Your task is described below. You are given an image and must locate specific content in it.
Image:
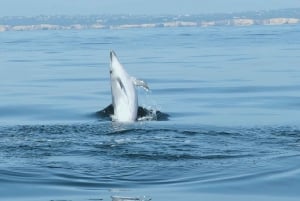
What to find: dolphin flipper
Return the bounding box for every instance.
[96,104,169,121]
[132,77,149,91]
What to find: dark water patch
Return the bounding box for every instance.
[4,39,32,44]
[282,47,300,51]
[46,62,101,68]
[123,60,196,65]
[178,33,193,36]
[121,152,254,161]
[245,33,279,36]
[228,56,257,61]
[7,59,36,63]
[260,69,300,73]
[32,77,105,83]
[44,51,61,54]
[138,56,163,60]
[189,53,234,58]
[182,95,300,110]
[147,78,207,84]
[271,128,300,138]
[0,169,42,182]
[170,111,212,119]
[0,105,84,121]
[0,105,59,117]
[80,42,113,45]
[221,36,244,40]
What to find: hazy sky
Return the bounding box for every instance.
[1,0,300,16]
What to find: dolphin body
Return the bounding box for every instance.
[96,51,169,122]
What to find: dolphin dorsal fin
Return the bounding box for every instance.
[132,77,149,91]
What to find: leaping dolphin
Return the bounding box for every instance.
[96,51,169,122]
[109,50,149,122]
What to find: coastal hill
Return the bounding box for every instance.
[1,8,300,32]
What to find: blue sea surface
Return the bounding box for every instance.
[1,25,300,201]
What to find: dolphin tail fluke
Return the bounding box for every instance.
[132,77,149,91]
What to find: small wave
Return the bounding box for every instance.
[111,195,151,201]
[1,124,300,192]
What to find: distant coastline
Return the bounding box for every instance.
[1,8,300,32]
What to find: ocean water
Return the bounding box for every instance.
[1,25,300,201]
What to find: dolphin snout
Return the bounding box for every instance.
[110,50,116,61]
